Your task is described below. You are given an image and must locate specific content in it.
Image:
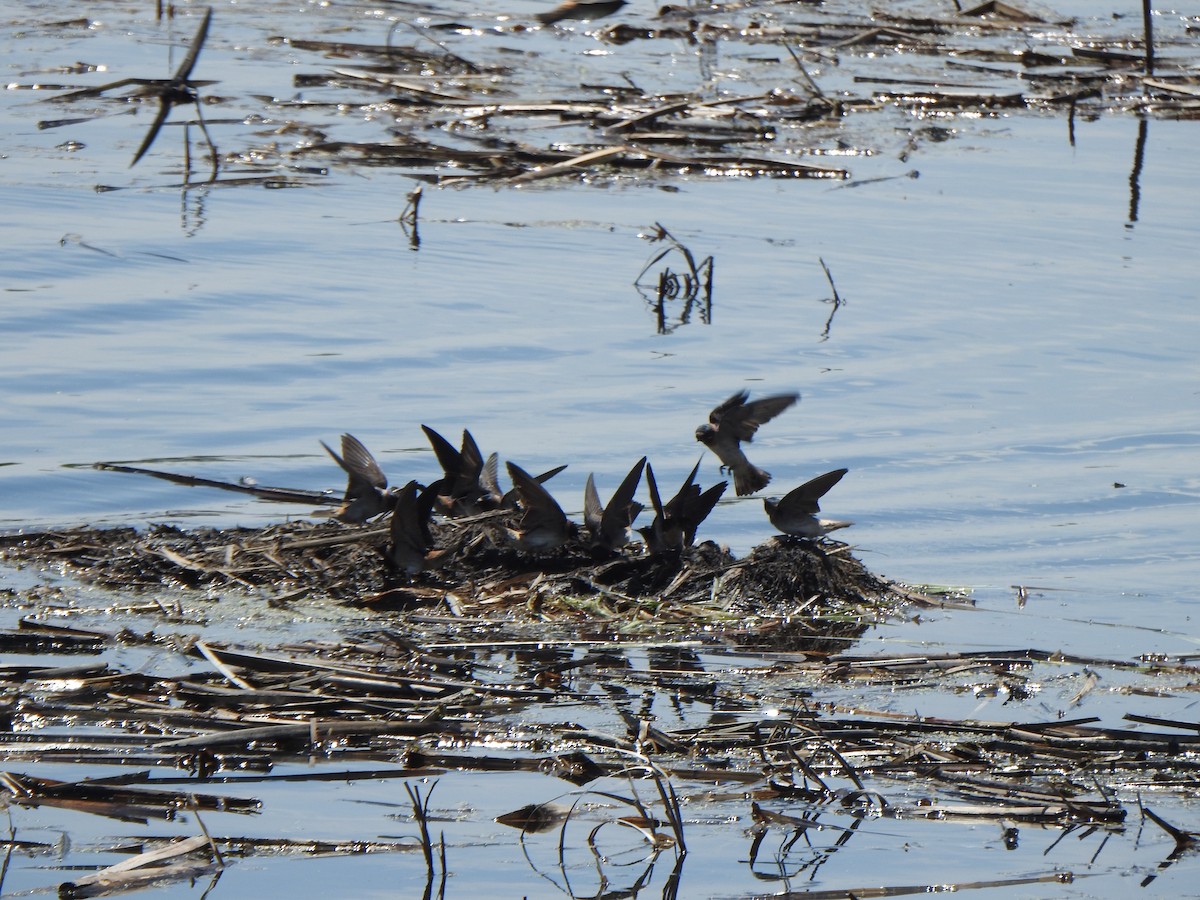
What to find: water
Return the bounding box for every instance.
[2,1,1200,896]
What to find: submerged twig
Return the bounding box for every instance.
[817,256,844,340]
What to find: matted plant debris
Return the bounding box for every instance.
[1,520,901,647]
[4,517,1200,893]
[21,1,1200,187]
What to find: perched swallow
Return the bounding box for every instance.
[389,479,446,575]
[421,425,490,514]
[505,461,574,552]
[695,390,800,496]
[321,433,393,523]
[482,452,569,511]
[537,0,627,25]
[584,457,646,553]
[764,468,852,538]
[638,459,726,554]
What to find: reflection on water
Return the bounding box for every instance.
[633,223,714,335]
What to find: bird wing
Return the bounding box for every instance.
[175,6,213,83]
[459,430,484,480]
[507,462,567,530]
[421,425,463,478]
[664,457,703,516]
[643,462,665,520]
[682,481,726,545]
[583,474,604,533]
[480,452,502,504]
[390,480,425,547]
[535,464,568,484]
[129,96,174,168]
[724,393,800,442]
[778,468,848,516]
[603,456,646,531]
[338,433,388,490]
[707,390,750,427]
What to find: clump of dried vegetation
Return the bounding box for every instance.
[0,518,900,647]
[28,0,1199,187]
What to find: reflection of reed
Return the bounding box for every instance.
[499,751,687,898]
[400,185,423,251]
[635,223,714,335]
[1128,116,1148,225]
[818,256,844,342]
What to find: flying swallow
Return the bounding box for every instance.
[584,457,646,553]
[321,433,393,523]
[536,0,627,25]
[505,461,575,552]
[421,425,490,514]
[389,479,446,575]
[130,6,217,171]
[764,468,852,538]
[695,390,800,496]
[638,459,726,554]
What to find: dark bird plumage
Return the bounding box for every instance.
[638,459,726,554]
[389,479,446,575]
[130,7,217,171]
[584,456,646,553]
[506,461,574,552]
[695,390,800,496]
[763,468,852,538]
[536,0,627,25]
[421,425,490,515]
[482,452,568,511]
[321,433,392,523]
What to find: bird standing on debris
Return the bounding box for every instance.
[638,459,726,554]
[421,425,491,515]
[506,462,575,552]
[321,433,393,523]
[584,457,646,553]
[764,468,852,538]
[695,390,800,496]
[389,479,445,574]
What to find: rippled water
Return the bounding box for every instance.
[2,1,1200,896]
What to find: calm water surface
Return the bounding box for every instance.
[2,1,1199,896]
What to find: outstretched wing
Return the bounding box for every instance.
[713,391,799,442]
[778,468,847,516]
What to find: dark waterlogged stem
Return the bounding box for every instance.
[1142,0,1155,76]
[1127,116,1148,225]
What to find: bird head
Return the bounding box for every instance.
[695,424,715,444]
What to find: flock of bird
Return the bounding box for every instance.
[322,390,851,574]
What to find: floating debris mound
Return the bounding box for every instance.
[0,519,902,645]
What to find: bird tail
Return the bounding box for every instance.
[820,519,854,534]
[734,465,771,497]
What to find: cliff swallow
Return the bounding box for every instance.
[505,461,575,552]
[584,456,646,553]
[638,459,726,554]
[389,479,446,575]
[695,390,800,496]
[421,425,490,514]
[482,452,568,510]
[764,468,852,538]
[536,0,627,25]
[321,433,393,523]
[130,6,214,169]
